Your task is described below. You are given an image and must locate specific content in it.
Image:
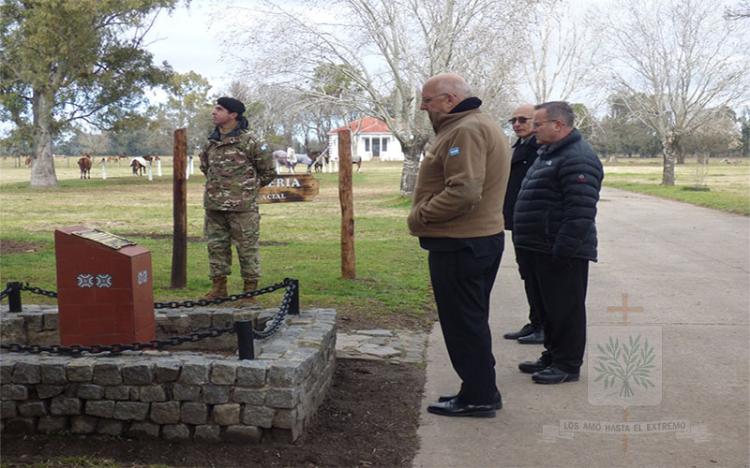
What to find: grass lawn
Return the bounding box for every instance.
[0,157,433,326]
[602,157,750,216]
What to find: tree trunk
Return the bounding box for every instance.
[399,143,423,197]
[29,91,58,188]
[661,133,677,186]
[675,145,686,165]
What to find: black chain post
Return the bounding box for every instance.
[234,320,255,360]
[7,282,23,312]
[289,278,299,315]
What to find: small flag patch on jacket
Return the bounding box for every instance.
[448,147,461,157]
[577,174,587,183]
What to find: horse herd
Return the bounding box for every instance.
[71,154,160,179]
[32,150,360,180]
[272,150,362,174]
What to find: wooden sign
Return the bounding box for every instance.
[258,174,320,204]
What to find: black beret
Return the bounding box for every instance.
[217,97,245,115]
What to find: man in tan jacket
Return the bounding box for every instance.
[408,73,510,418]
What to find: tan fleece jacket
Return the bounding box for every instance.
[407,108,510,238]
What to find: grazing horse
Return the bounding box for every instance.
[130,157,148,176]
[24,156,32,167]
[77,154,92,179]
[311,150,327,173]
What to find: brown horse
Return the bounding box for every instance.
[130,158,147,176]
[77,154,92,179]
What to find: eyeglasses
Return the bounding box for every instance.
[508,117,531,124]
[421,93,449,104]
[532,120,558,128]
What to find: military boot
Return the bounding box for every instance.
[203,276,228,300]
[241,279,259,305]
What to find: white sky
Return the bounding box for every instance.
[145,0,238,92]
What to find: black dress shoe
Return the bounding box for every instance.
[517,329,544,344]
[503,323,536,340]
[532,366,579,384]
[518,357,551,374]
[437,392,502,409]
[427,398,497,418]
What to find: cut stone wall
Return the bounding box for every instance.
[0,308,336,443]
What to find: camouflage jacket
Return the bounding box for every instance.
[199,127,275,211]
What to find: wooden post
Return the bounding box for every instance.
[338,129,356,279]
[171,128,188,288]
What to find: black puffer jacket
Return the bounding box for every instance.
[503,136,540,230]
[512,129,603,261]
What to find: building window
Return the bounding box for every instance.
[364,137,370,152]
[382,137,388,152]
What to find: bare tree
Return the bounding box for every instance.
[725,0,750,18]
[524,4,600,104]
[603,0,749,185]
[223,0,539,195]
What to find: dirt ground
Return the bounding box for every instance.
[0,240,45,255]
[0,359,425,467]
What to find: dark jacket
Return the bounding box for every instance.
[503,135,540,231]
[512,129,603,261]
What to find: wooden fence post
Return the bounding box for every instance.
[338,129,356,279]
[171,128,188,288]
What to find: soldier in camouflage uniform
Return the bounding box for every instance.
[199,97,276,301]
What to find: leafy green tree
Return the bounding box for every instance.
[0,0,177,187]
[680,106,741,158]
[739,108,750,157]
[157,71,214,152]
[591,93,662,158]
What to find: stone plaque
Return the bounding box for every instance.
[72,229,136,250]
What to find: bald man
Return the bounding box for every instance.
[408,73,511,418]
[502,104,544,344]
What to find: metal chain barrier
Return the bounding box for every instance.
[254,278,296,339]
[0,278,298,357]
[21,284,58,298]
[0,326,235,357]
[0,285,12,300]
[153,280,288,309]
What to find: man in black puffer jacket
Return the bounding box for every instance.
[513,101,603,385]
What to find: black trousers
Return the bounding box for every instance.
[515,249,589,373]
[515,246,542,329]
[427,236,503,405]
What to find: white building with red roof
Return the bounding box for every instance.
[328,117,404,161]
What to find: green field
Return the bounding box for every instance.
[2,155,746,323]
[0,157,433,326]
[603,157,750,215]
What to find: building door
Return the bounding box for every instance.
[372,138,381,157]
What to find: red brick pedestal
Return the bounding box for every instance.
[54,226,155,346]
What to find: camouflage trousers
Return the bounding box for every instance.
[204,209,260,280]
